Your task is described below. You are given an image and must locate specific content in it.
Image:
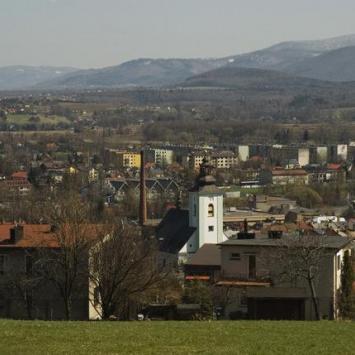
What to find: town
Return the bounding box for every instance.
[0,92,354,323]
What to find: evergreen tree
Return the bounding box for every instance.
[339,250,354,319]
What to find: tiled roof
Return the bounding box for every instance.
[0,223,101,248]
[11,171,28,180]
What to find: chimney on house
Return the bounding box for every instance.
[244,218,248,233]
[10,224,24,244]
[139,150,147,226]
[237,219,255,239]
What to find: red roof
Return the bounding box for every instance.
[0,223,101,249]
[0,224,58,248]
[272,169,307,177]
[327,163,342,171]
[250,155,264,161]
[11,171,28,180]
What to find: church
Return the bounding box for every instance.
[156,158,227,262]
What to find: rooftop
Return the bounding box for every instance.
[220,234,352,250]
[186,244,221,267]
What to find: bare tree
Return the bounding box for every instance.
[89,222,169,320]
[267,233,325,320]
[38,195,90,320]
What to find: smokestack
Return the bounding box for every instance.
[139,150,147,226]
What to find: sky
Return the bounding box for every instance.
[1,0,355,69]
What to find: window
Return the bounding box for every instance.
[0,255,6,275]
[230,253,241,261]
[208,204,214,217]
[337,255,341,271]
[208,226,214,232]
[248,255,256,279]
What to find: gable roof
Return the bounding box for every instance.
[109,179,128,191]
[186,244,221,266]
[156,208,195,254]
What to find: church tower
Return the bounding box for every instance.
[187,158,224,255]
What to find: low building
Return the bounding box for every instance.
[184,244,221,283]
[253,195,297,213]
[217,234,352,320]
[260,168,309,185]
[305,164,345,184]
[0,224,89,320]
[106,178,180,202]
[2,171,31,194]
[211,151,238,169]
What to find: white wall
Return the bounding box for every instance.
[238,146,249,162]
[187,191,224,255]
[298,148,310,167]
[316,147,328,163]
[337,145,348,161]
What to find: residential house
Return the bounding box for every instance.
[0,224,89,320]
[106,178,180,202]
[3,171,31,194]
[216,234,353,320]
[260,168,309,185]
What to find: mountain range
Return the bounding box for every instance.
[2,34,355,90]
[0,66,78,90]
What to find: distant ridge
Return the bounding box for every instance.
[34,58,230,89]
[285,46,355,82]
[0,66,78,90]
[1,33,355,90]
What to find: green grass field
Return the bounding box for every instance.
[6,114,70,126]
[0,320,354,354]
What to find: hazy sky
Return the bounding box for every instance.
[1,0,355,68]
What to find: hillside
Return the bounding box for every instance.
[36,58,230,89]
[285,46,355,82]
[0,66,78,90]
[225,34,355,71]
[182,66,336,94]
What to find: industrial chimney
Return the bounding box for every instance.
[139,150,147,226]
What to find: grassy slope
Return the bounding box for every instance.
[0,320,354,354]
